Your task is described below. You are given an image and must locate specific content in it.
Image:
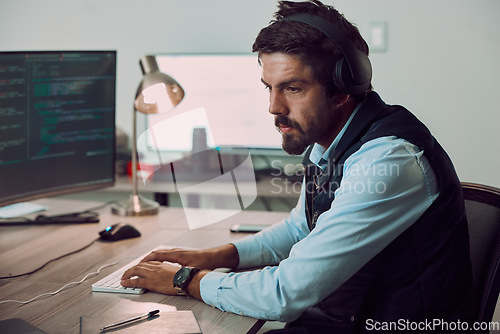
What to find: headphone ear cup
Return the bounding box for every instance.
[282,13,372,95]
[333,57,350,94]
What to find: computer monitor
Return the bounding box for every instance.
[145,53,282,155]
[0,50,116,208]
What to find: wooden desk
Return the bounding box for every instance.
[0,198,289,334]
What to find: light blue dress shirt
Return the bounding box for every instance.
[200,106,439,322]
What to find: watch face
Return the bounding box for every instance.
[174,267,192,285]
[174,267,199,295]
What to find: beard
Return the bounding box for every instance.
[275,115,317,155]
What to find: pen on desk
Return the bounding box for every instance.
[99,309,160,332]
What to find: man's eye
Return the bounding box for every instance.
[287,86,301,93]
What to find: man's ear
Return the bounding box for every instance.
[333,93,351,107]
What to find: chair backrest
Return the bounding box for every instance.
[462,182,500,331]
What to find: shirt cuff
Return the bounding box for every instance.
[199,271,227,308]
[231,237,263,269]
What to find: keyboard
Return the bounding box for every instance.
[92,245,180,294]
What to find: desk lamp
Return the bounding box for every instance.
[112,55,184,216]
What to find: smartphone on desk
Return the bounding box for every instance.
[230,224,270,233]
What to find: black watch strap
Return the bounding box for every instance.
[173,267,200,296]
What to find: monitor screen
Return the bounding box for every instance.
[0,51,116,208]
[144,54,281,154]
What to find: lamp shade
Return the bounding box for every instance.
[136,56,184,113]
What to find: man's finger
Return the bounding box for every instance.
[121,276,148,289]
[140,249,183,263]
[121,263,150,280]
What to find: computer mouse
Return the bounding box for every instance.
[99,223,141,241]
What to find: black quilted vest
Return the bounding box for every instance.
[298,92,474,333]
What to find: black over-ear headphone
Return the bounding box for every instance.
[282,13,372,95]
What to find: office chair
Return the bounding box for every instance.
[462,182,500,332]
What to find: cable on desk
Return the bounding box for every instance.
[0,260,128,305]
[0,238,99,279]
[79,200,118,213]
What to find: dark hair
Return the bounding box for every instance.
[252,0,370,98]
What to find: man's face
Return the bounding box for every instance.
[260,52,348,155]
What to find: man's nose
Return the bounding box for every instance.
[268,90,288,116]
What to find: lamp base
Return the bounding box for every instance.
[111,194,160,216]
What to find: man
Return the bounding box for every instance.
[123,1,474,332]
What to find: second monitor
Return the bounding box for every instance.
[145,53,280,154]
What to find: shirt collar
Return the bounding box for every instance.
[309,99,365,168]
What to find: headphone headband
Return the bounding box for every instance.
[282,13,372,95]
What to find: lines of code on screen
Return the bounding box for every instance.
[0,51,116,205]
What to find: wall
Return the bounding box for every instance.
[1,0,499,186]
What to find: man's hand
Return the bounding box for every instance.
[139,244,240,270]
[120,244,239,299]
[121,261,179,295]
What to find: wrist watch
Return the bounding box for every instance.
[173,266,200,295]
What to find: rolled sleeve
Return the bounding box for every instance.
[199,271,227,309]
